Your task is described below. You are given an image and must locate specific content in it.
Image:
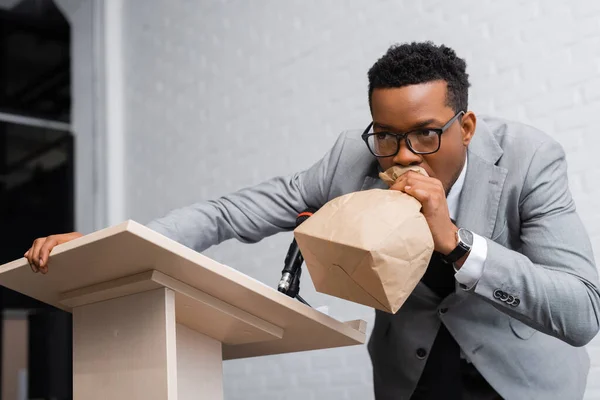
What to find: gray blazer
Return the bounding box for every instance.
[147,116,600,400]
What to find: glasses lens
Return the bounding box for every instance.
[407,130,440,153]
[368,133,398,156]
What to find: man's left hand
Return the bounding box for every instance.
[390,171,458,255]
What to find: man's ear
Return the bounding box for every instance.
[461,111,476,146]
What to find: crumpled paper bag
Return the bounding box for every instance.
[294,166,434,313]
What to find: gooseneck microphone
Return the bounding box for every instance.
[277,208,317,301]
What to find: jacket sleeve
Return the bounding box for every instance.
[472,139,600,347]
[145,132,347,253]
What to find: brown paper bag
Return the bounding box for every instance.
[294,166,434,314]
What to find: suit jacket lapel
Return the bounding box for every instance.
[455,119,507,240]
[445,119,508,306]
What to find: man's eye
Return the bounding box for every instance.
[416,130,437,137]
[375,133,389,140]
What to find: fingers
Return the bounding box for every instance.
[403,184,436,205]
[24,232,83,274]
[30,238,47,273]
[390,172,445,211]
[24,248,36,272]
[39,236,58,273]
[25,239,43,273]
[391,175,440,196]
[392,171,444,192]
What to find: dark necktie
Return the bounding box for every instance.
[410,251,463,400]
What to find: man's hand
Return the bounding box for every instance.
[24,232,83,274]
[390,171,458,255]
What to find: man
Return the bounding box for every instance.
[25,42,600,399]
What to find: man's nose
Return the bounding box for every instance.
[392,141,423,166]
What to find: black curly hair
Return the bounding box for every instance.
[367,41,470,113]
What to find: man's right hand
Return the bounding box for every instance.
[24,232,83,274]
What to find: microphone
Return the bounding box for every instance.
[277,208,317,295]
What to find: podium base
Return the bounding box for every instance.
[73,288,223,400]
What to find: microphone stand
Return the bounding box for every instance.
[286,267,310,307]
[277,208,317,307]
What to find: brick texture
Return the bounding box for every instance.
[115,0,600,398]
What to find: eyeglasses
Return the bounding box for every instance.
[361,111,465,157]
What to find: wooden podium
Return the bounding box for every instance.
[0,220,366,400]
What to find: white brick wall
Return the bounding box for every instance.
[99,0,600,398]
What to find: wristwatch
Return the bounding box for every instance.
[442,228,473,264]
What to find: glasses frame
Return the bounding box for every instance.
[361,111,465,157]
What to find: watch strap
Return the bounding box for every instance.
[442,229,472,264]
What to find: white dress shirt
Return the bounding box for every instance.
[445,154,487,289]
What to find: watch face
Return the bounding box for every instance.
[458,228,473,247]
